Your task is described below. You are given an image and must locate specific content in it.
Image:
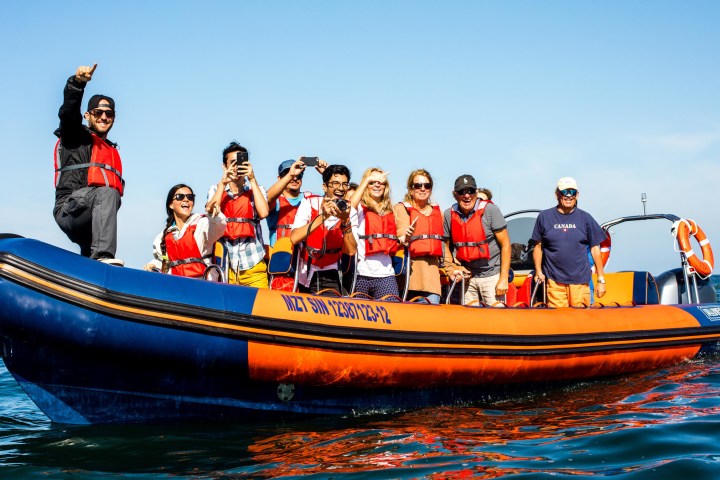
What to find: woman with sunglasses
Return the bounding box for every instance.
[393,169,444,304]
[348,168,406,300]
[144,184,226,277]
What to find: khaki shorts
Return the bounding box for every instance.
[464,273,505,307]
[546,279,590,308]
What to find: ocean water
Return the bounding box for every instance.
[2,353,720,479]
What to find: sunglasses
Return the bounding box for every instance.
[559,189,578,197]
[173,193,196,202]
[368,181,386,187]
[455,188,476,196]
[412,182,432,190]
[280,170,304,180]
[326,181,350,189]
[90,109,115,119]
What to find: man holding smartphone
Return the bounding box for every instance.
[53,64,124,266]
[206,142,270,287]
[266,157,328,247]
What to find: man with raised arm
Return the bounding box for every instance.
[53,64,124,266]
[266,158,328,247]
[206,142,270,287]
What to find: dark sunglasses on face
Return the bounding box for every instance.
[174,193,196,202]
[559,189,578,198]
[455,188,476,196]
[413,182,432,190]
[368,181,386,187]
[281,170,304,180]
[326,181,350,189]
[90,108,115,119]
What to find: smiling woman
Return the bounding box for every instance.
[348,167,403,300]
[143,184,227,277]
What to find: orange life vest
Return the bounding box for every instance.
[403,202,444,257]
[221,189,257,240]
[358,205,398,255]
[305,197,344,269]
[54,133,125,195]
[275,192,311,240]
[450,200,491,262]
[164,223,210,278]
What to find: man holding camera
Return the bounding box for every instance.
[53,64,124,266]
[290,164,357,295]
[206,142,269,287]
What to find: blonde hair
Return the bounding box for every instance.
[403,169,434,204]
[360,167,392,215]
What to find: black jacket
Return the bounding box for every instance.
[53,76,118,212]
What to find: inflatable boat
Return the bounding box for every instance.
[0,213,718,424]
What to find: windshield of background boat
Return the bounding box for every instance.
[504,210,540,273]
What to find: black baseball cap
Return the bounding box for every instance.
[454,174,477,192]
[87,94,115,112]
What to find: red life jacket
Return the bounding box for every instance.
[221,189,257,240]
[359,205,398,255]
[275,192,311,240]
[305,196,344,269]
[403,202,444,257]
[164,222,210,278]
[450,200,492,262]
[54,133,125,195]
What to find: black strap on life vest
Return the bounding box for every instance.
[226,217,259,224]
[454,239,490,247]
[359,233,398,244]
[409,233,445,242]
[167,254,213,268]
[56,162,126,188]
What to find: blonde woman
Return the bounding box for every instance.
[393,169,444,303]
[349,168,403,300]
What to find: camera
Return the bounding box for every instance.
[235,152,249,166]
[333,198,348,211]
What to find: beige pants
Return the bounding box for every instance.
[546,279,590,307]
[464,273,505,306]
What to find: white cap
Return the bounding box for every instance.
[556,177,578,191]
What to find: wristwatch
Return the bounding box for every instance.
[597,277,606,284]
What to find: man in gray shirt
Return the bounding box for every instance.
[443,174,511,305]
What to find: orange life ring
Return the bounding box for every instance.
[591,232,612,273]
[599,232,611,267]
[676,219,714,277]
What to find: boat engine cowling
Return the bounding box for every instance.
[655,268,716,305]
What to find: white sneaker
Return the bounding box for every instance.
[98,257,125,267]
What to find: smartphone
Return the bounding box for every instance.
[236,151,249,165]
[300,156,319,167]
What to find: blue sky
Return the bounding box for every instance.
[1,1,718,275]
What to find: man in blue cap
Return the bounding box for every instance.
[266,158,328,247]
